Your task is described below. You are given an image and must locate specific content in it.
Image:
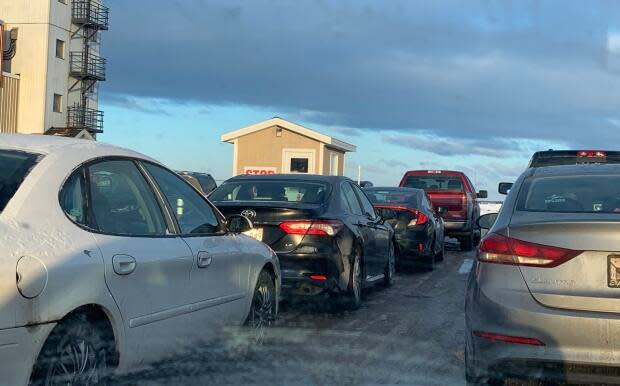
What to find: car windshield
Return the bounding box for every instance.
[0,149,41,213]
[365,190,419,206]
[210,180,330,204]
[517,174,620,213]
[402,176,463,191]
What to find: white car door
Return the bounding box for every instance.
[84,159,194,364]
[142,163,250,329]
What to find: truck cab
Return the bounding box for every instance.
[399,170,487,250]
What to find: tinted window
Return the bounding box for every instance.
[144,163,221,235]
[60,169,86,226]
[88,160,167,235]
[353,184,377,218]
[0,150,41,213]
[210,180,330,204]
[517,174,620,213]
[341,182,363,215]
[365,190,419,206]
[403,176,463,191]
[196,175,217,193]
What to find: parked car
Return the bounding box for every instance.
[178,170,218,195]
[364,187,445,270]
[399,170,487,251]
[0,134,279,386]
[466,160,620,385]
[209,174,395,310]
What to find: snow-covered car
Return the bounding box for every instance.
[0,134,280,385]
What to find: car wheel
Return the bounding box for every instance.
[435,237,445,261]
[30,314,112,386]
[460,231,475,251]
[245,269,277,345]
[344,247,363,310]
[383,241,395,287]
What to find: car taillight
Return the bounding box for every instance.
[478,232,582,268]
[279,220,344,236]
[577,150,606,157]
[407,210,428,226]
[473,331,545,346]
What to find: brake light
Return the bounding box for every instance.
[310,275,327,282]
[473,331,545,346]
[279,220,344,236]
[478,233,582,268]
[577,150,607,157]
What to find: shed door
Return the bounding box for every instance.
[282,149,315,174]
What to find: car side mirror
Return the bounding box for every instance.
[477,190,488,199]
[436,206,448,215]
[498,182,513,195]
[476,213,499,230]
[226,214,253,233]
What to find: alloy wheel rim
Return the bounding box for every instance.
[250,282,274,343]
[47,338,102,386]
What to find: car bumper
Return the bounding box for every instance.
[0,323,56,386]
[443,220,471,235]
[394,231,433,259]
[467,263,620,383]
[277,250,346,297]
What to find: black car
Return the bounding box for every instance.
[364,187,445,270]
[209,174,395,309]
[178,171,218,195]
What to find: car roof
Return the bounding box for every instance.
[225,174,351,183]
[529,163,620,177]
[403,170,465,176]
[0,134,154,162]
[364,186,423,194]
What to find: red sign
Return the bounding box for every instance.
[244,166,277,175]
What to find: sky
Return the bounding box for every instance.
[99,0,620,200]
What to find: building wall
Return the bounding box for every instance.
[0,73,19,133]
[322,147,345,176]
[235,125,322,176]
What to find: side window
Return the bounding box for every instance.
[341,182,363,215]
[88,160,167,236]
[352,183,377,218]
[144,163,222,235]
[60,169,86,226]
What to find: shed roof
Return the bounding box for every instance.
[221,117,356,152]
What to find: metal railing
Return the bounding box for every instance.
[72,0,109,30]
[67,105,104,133]
[70,52,106,81]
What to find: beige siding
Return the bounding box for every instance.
[0,74,19,133]
[235,125,322,176]
[323,147,345,176]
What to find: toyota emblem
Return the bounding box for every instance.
[241,209,257,219]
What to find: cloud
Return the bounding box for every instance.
[102,94,172,115]
[102,0,620,147]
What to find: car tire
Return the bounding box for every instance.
[435,237,445,261]
[30,314,113,386]
[245,269,277,345]
[460,231,475,251]
[383,241,395,287]
[344,247,363,310]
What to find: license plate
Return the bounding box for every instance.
[243,227,263,241]
[608,256,620,288]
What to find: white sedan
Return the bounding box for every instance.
[0,134,280,385]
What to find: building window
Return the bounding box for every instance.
[290,158,309,173]
[55,39,65,59]
[330,152,339,176]
[53,94,63,113]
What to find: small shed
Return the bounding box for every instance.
[221,117,356,176]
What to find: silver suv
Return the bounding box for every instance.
[466,161,620,385]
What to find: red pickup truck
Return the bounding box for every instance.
[399,170,487,251]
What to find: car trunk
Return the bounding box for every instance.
[374,205,418,232]
[426,191,467,221]
[215,201,326,252]
[509,212,620,314]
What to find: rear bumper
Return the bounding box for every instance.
[467,262,620,383]
[444,220,472,235]
[0,322,56,386]
[277,249,347,297]
[394,232,433,259]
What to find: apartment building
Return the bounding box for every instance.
[0,0,108,138]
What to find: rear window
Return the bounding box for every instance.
[196,175,216,193]
[365,190,419,205]
[402,176,463,191]
[210,180,330,204]
[517,174,620,213]
[0,150,41,213]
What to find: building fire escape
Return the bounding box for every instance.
[51,0,108,137]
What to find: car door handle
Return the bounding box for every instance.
[197,251,212,268]
[112,254,136,275]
